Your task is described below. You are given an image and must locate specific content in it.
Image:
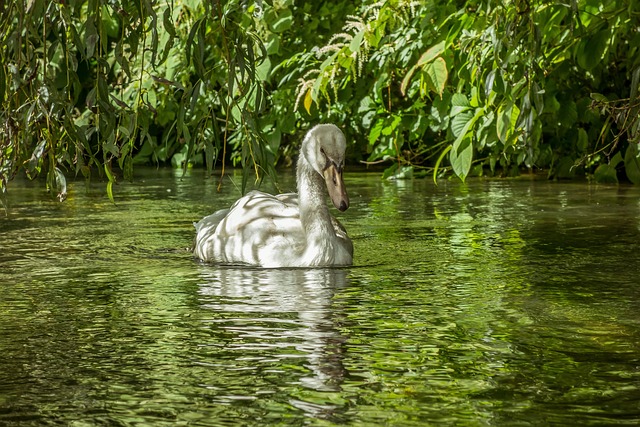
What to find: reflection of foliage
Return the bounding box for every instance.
[2,0,640,205]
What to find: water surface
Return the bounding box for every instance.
[1,169,639,425]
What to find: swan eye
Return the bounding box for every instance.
[320,148,332,171]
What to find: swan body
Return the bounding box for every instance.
[193,124,353,268]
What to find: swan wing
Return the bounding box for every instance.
[193,191,305,266]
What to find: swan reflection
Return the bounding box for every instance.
[197,267,348,394]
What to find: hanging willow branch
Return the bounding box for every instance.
[0,0,272,203]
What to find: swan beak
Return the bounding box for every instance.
[323,164,349,212]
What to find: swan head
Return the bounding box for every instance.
[302,124,349,212]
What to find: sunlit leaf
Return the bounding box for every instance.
[369,119,384,145]
[385,165,413,180]
[106,181,115,204]
[256,57,271,82]
[451,93,470,116]
[450,136,473,182]
[425,57,447,97]
[451,110,474,138]
[400,65,418,96]
[271,8,293,33]
[349,30,365,53]
[433,145,452,185]
[450,107,483,180]
[104,164,116,203]
[382,115,401,136]
[303,89,313,114]
[497,102,520,144]
[416,41,445,66]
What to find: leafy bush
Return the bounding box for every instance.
[292,0,640,183]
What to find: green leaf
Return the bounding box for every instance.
[590,93,608,103]
[624,143,640,184]
[104,163,116,204]
[433,145,452,185]
[450,137,473,182]
[303,89,313,114]
[594,164,618,184]
[451,93,470,116]
[265,33,280,55]
[84,16,98,58]
[271,9,293,33]
[349,29,365,53]
[104,164,116,203]
[369,119,384,145]
[163,7,175,37]
[416,41,445,66]
[630,66,640,102]
[401,65,418,96]
[485,69,506,96]
[381,163,398,180]
[577,29,609,71]
[28,140,46,172]
[382,115,401,136]
[576,128,588,152]
[54,164,75,197]
[451,93,470,107]
[610,151,623,168]
[256,57,271,81]
[558,99,577,128]
[0,58,6,103]
[450,107,483,179]
[493,69,505,94]
[496,102,520,144]
[451,110,474,138]
[106,181,115,204]
[425,57,447,97]
[186,18,204,68]
[385,165,413,180]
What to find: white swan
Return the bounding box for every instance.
[193,124,353,268]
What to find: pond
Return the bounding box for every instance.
[1,168,639,426]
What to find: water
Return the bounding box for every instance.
[1,168,639,426]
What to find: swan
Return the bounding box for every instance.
[193,124,353,268]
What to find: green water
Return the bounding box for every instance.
[1,169,639,426]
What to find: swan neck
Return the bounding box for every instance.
[297,156,334,235]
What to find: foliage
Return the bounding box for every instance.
[294,0,640,183]
[0,0,271,203]
[2,0,640,205]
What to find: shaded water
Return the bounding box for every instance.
[1,169,639,425]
